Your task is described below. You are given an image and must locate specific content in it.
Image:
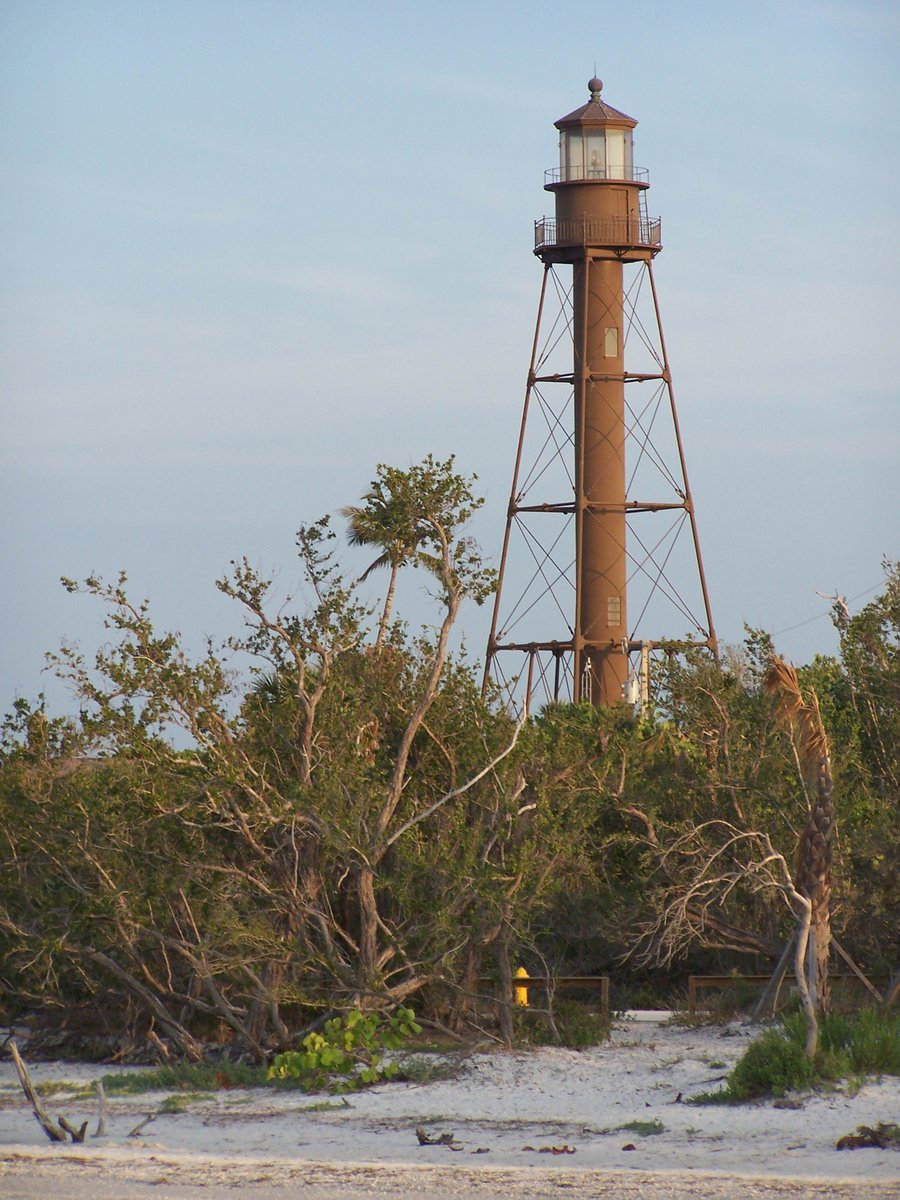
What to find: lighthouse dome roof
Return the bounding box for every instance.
[555,77,637,129]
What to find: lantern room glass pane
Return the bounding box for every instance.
[585,131,605,178]
[606,130,626,179]
[564,130,583,180]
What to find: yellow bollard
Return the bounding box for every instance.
[514,966,529,1007]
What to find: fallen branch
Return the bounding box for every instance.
[836,1123,900,1151]
[127,1113,157,1138]
[9,1040,67,1143]
[94,1080,108,1137]
[57,1115,88,1143]
[416,1126,463,1150]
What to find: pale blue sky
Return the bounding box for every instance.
[2,0,898,713]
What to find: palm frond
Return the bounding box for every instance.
[763,655,829,779]
[358,551,393,582]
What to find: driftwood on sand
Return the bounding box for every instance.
[9,1038,106,1143]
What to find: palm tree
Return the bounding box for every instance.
[764,656,835,1016]
[340,504,404,650]
[340,491,432,652]
[341,457,478,653]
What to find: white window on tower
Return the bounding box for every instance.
[604,327,620,357]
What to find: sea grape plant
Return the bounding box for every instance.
[267,1007,422,1092]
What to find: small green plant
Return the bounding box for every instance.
[35,1080,87,1098]
[100,1062,268,1094]
[555,1001,610,1048]
[393,1054,461,1085]
[619,1118,665,1136]
[159,1091,214,1113]
[267,1007,422,1093]
[513,1000,609,1048]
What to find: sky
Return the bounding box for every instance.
[2,0,898,718]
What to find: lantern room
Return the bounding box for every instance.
[538,77,657,260]
[553,77,637,183]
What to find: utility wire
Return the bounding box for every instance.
[771,580,885,637]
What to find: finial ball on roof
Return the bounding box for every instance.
[588,76,603,96]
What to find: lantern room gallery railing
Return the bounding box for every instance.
[544,164,651,185]
[534,214,662,251]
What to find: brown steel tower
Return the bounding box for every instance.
[484,77,717,709]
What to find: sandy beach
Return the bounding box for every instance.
[1,1014,897,1199]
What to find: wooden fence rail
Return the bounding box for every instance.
[503,975,610,1018]
[688,973,891,1015]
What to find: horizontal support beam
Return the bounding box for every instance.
[531,371,665,385]
[490,636,716,654]
[512,500,688,515]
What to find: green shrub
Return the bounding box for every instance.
[825,1007,900,1075]
[554,1001,610,1048]
[513,999,609,1047]
[392,1054,461,1085]
[698,1009,900,1102]
[726,1027,817,1098]
[267,1007,421,1093]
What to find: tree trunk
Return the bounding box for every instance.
[751,932,795,1023]
[796,754,834,1014]
[357,864,380,992]
[764,661,835,1020]
[497,925,514,1045]
[792,898,818,1058]
[449,941,480,1031]
[375,562,400,652]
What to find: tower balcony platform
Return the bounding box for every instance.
[534,215,662,253]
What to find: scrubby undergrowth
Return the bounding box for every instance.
[692,1009,900,1102]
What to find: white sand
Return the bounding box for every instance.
[1,1015,898,1199]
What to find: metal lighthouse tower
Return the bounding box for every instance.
[484,77,717,710]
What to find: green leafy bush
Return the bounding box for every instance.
[267,1008,422,1093]
[726,1027,817,1098]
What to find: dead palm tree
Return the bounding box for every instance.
[764,656,835,1013]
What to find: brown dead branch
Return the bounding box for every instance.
[94,1080,108,1137]
[630,820,820,1053]
[9,1040,67,1142]
[127,1112,157,1137]
[8,1040,110,1144]
[57,1115,88,1143]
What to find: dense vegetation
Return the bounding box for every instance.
[695,1009,900,1101]
[1,458,897,1059]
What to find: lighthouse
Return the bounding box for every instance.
[484,78,717,709]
